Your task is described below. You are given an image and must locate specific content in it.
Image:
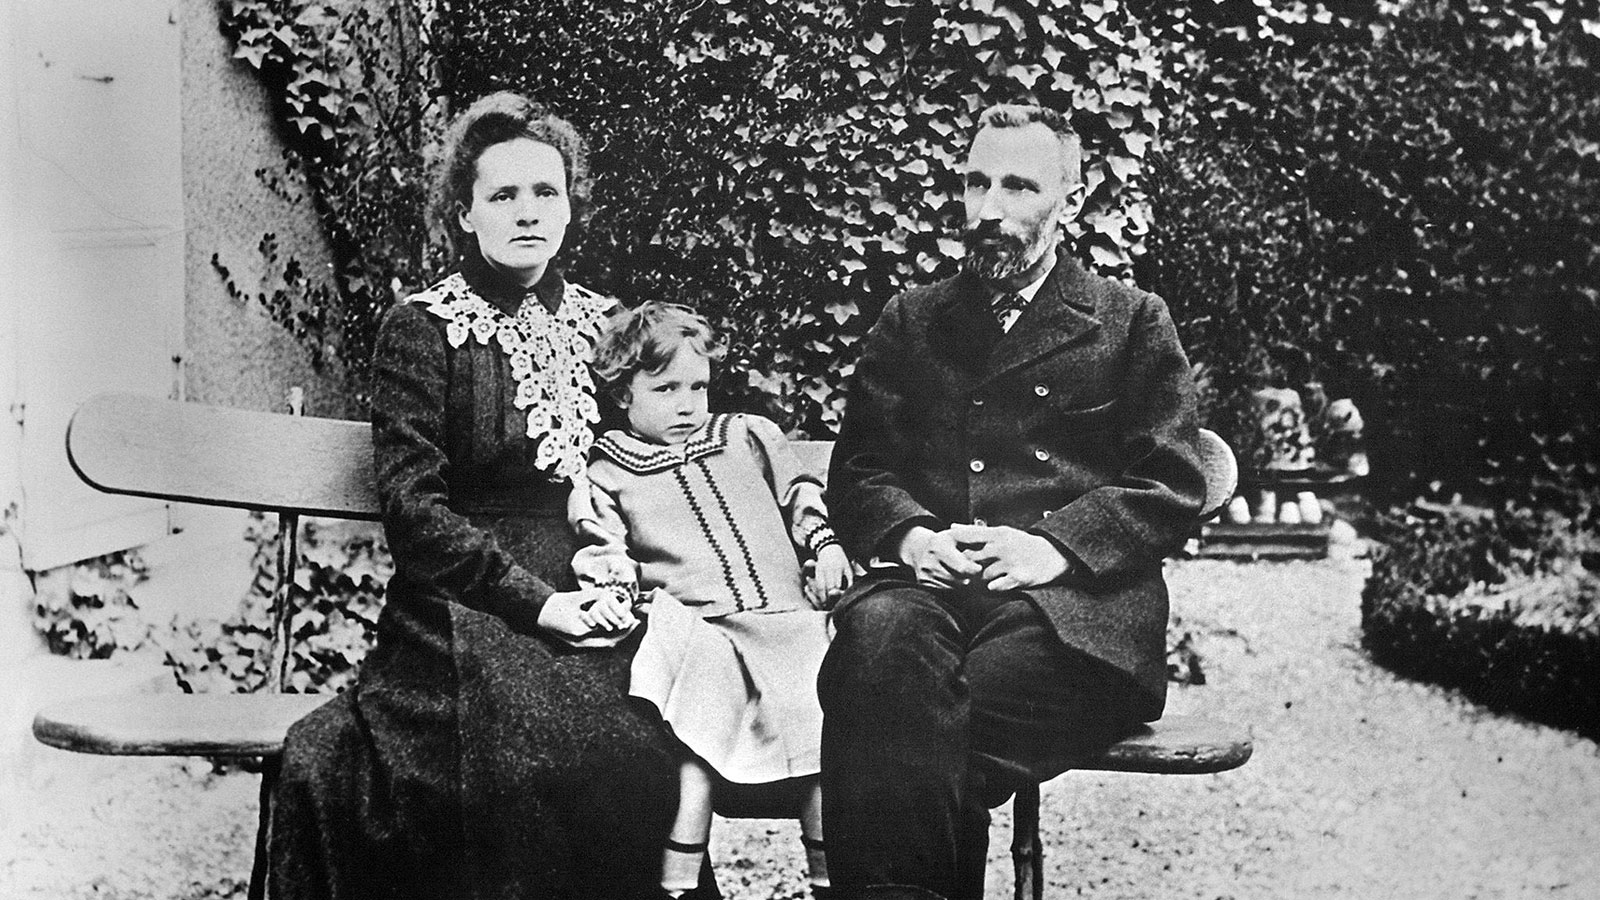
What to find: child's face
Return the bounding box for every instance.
[620,346,711,445]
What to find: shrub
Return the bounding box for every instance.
[33,550,151,659]
[1166,614,1208,686]
[1362,499,1600,738]
[1140,1,1600,503]
[164,515,389,694]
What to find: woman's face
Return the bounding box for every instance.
[458,138,571,287]
[620,346,711,446]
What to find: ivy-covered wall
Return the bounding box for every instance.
[441,0,1173,434]
[214,0,1174,426]
[213,0,1600,502]
[183,0,352,418]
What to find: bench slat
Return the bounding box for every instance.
[34,695,1247,776]
[33,694,330,758]
[67,393,380,519]
[1086,714,1252,775]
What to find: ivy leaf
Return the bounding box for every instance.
[961,21,1002,45]
[824,298,859,324]
[1005,63,1046,85]
[747,368,788,397]
[234,42,271,68]
[801,377,832,405]
[1107,153,1140,181]
[1089,241,1127,270]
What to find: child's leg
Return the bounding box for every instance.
[662,756,716,895]
[800,778,829,891]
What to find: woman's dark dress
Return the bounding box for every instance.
[266,258,681,900]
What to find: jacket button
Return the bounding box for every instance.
[1034,383,1050,397]
[969,459,985,473]
[1034,447,1050,461]
[971,394,985,407]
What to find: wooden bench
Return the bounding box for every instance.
[35,392,1251,900]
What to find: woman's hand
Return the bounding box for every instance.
[537,588,637,642]
[810,543,855,609]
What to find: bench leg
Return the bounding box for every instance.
[1011,784,1042,900]
[249,757,281,900]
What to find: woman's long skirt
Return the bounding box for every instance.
[265,512,684,900]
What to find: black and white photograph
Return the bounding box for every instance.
[3,1,1598,898]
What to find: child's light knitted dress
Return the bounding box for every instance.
[568,413,837,783]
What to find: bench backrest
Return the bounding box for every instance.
[67,392,381,519]
[67,392,1235,523]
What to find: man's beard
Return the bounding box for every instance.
[960,220,1058,283]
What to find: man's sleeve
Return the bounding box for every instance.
[826,296,943,563]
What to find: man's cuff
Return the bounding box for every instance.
[876,516,945,564]
[1029,529,1089,580]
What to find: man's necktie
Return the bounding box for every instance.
[991,291,1028,326]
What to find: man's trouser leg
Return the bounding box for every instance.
[819,585,1143,900]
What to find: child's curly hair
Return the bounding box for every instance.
[592,302,726,400]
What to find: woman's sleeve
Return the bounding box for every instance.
[370,302,552,634]
[566,469,639,601]
[744,415,838,558]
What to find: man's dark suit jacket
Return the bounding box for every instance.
[827,248,1206,718]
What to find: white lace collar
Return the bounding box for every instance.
[411,272,618,480]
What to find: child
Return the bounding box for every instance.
[568,302,852,899]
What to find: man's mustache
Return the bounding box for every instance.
[962,223,1024,250]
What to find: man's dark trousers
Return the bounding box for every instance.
[818,580,1143,900]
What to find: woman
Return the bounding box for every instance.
[266,92,702,900]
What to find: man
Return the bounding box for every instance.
[819,104,1206,900]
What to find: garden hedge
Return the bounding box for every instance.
[1362,502,1600,740]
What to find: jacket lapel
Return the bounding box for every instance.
[929,275,1005,378]
[981,251,1102,385]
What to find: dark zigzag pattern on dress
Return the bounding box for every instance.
[672,463,745,611]
[592,413,735,475]
[696,458,771,611]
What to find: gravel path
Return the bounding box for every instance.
[6,545,1599,899]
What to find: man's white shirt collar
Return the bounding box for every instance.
[999,256,1055,332]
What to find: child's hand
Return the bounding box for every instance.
[578,589,638,633]
[539,588,640,649]
[539,589,622,640]
[810,544,854,609]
